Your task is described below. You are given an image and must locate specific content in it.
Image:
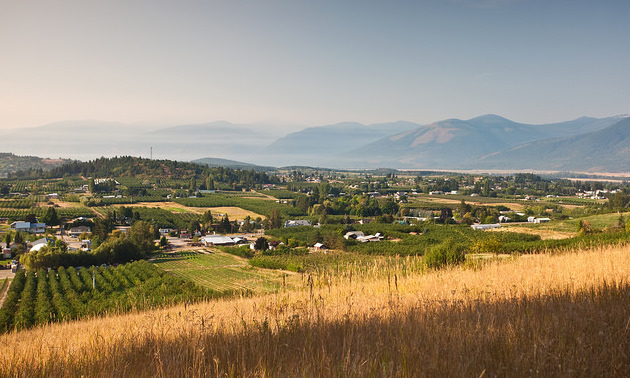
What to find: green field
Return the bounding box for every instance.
[515,211,630,232]
[152,251,295,293]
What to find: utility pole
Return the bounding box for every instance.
[150,146,153,160]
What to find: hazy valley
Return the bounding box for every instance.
[1,114,629,174]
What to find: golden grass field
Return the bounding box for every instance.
[1,245,629,376]
[116,201,265,221]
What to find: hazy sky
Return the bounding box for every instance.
[1,0,629,130]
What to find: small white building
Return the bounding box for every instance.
[201,235,237,246]
[313,243,327,250]
[471,224,501,230]
[284,220,311,227]
[344,231,365,240]
[357,233,384,242]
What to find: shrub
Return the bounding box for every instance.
[424,238,466,269]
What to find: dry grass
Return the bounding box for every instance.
[1,245,630,376]
[116,202,265,220]
[490,226,576,240]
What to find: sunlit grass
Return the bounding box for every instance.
[1,244,629,376]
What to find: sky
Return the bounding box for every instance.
[1,0,629,130]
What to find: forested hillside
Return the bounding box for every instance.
[8,156,276,187]
[0,153,70,178]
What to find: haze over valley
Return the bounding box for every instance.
[2,113,628,174]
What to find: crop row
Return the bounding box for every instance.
[0,199,36,209]
[174,195,305,218]
[0,207,95,220]
[0,261,214,333]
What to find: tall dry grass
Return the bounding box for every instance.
[1,245,630,376]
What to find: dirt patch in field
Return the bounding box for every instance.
[120,202,196,212]
[491,226,575,240]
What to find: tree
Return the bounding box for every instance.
[202,210,213,225]
[92,218,113,241]
[482,178,491,197]
[380,199,399,215]
[459,200,472,216]
[439,208,453,223]
[160,235,168,247]
[617,214,625,230]
[254,237,269,251]
[13,231,23,246]
[270,208,282,229]
[128,220,157,255]
[241,216,254,232]
[578,220,592,235]
[461,213,475,225]
[40,207,60,227]
[205,176,215,190]
[4,232,11,248]
[188,220,200,235]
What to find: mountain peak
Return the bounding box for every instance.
[468,114,515,124]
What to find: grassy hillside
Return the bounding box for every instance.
[1,244,629,376]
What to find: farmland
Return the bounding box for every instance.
[0,261,213,333]
[1,157,630,375]
[1,243,628,376]
[152,251,297,293]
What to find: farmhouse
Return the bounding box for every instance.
[10,221,46,233]
[68,225,91,237]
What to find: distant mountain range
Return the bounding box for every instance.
[476,116,630,172]
[342,115,626,170]
[0,114,628,172]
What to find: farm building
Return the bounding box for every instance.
[68,225,91,237]
[201,235,246,246]
[471,224,501,230]
[10,221,46,233]
[344,231,365,240]
[284,220,311,227]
